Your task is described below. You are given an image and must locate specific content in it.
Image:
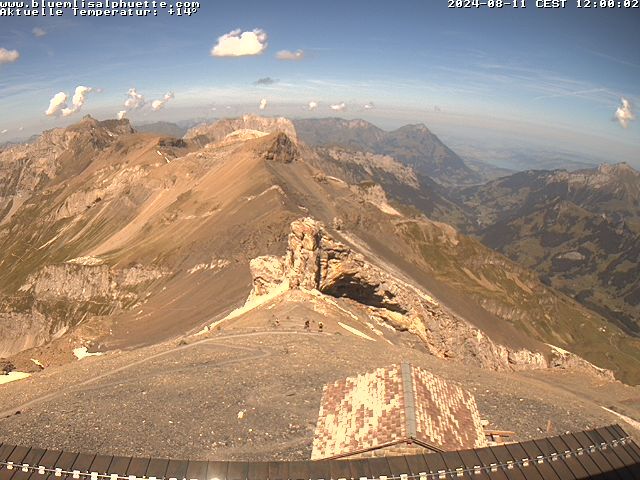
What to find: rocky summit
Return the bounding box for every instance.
[0,116,638,460]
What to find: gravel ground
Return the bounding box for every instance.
[0,328,639,461]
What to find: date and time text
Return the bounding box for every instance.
[448,0,638,8]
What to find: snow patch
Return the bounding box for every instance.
[337,321,375,341]
[188,258,230,274]
[197,279,290,334]
[0,371,30,385]
[73,347,104,360]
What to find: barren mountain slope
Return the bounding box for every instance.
[1,116,639,387]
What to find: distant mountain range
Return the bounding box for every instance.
[294,118,484,186]
[133,121,188,138]
[291,117,640,348]
[456,164,640,337]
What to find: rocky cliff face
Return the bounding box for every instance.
[0,261,169,357]
[248,218,613,379]
[0,117,134,226]
[185,115,298,146]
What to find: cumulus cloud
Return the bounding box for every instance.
[0,48,20,65]
[32,27,47,38]
[259,98,268,110]
[211,29,267,57]
[61,86,93,117]
[254,77,278,86]
[124,88,145,110]
[117,110,127,120]
[276,49,304,61]
[151,92,175,111]
[308,101,318,111]
[45,86,94,117]
[330,102,346,112]
[45,92,68,116]
[363,102,374,110]
[615,97,635,128]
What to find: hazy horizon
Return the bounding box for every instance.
[1,1,638,166]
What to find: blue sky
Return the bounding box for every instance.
[0,0,638,165]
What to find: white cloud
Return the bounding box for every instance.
[615,97,635,128]
[32,27,47,38]
[330,102,346,112]
[0,48,20,65]
[364,102,375,110]
[1,129,7,135]
[151,92,175,111]
[45,92,68,116]
[117,110,127,120]
[45,86,94,117]
[124,87,145,110]
[259,98,268,110]
[211,29,267,57]
[276,49,304,61]
[61,86,93,117]
[308,101,318,111]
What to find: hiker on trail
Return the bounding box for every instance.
[304,319,310,330]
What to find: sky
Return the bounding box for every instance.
[0,0,638,166]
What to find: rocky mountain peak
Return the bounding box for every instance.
[185,115,297,145]
[245,131,299,163]
[597,162,638,177]
[260,132,299,163]
[344,119,377,130]
[398,123,431,134]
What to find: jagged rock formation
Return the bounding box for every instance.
[248,218,613,378]
[0,262,169,357]
[0,358,15,374]
[185,115,297,146]
[19,263,168,302]
[317,148,419,188]
[0,116,134,226]
[259,132,299,163]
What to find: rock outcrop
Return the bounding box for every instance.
[260,133,299,163]
[0,263,170,358]
[21,263,167,301]
[185,115,298,146]
[248,218,614,379]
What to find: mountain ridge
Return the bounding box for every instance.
[0,116,638,387]
[293,117,483,186]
